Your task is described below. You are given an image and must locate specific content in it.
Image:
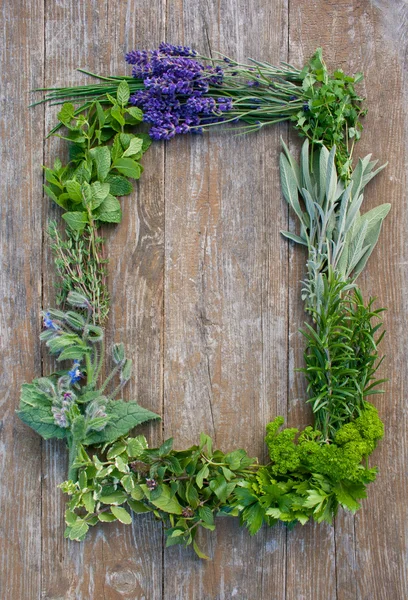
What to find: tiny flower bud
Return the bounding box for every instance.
[146,478,158,491]
[130,461,149,475]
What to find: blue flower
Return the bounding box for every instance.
[43,312,59,330]
[68,360,82,384]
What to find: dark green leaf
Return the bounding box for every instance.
[105,174,133,196]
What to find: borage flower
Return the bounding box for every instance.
[68,360,82,384]
[43,312,59,330]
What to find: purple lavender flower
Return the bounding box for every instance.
[68,360,82,384]
[125,43,233,140]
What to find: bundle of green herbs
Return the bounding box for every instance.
[34,45,365,179]
[18,46,389,558]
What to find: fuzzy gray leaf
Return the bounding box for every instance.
[280,138,301,191]
[280,153,304,224]
[280,230,308,246]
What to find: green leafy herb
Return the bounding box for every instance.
[17,293,159,480]
[60,433,257,556]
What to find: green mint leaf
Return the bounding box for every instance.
[126,106,143,122]
[193,540,210,560]
[116,80,130,107]
[105,175,133,196]
[95,101,106,127]
[127,435,148,457]
[106,440,127,460]
[158,437,173,457]
[94,194,122,224]
[90,181,110,209]
[196,464,209,489]
[43,185,69,209]
[89,146,111,182]
[122,137,144,158]
[98,512,117,522]
[141,483,183,514]
[62,211,89,233]
[128,499,151,514]
[99,490,128,505]
[68,519,89,541]
[57,102,75,127]
[65,180,83,203]
[111,104,126,127]
[112,158,142,179]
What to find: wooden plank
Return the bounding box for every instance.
[350,3,408,599]
[288,1,408,599]
[4,1,406,598]
[40,2,165,598]
[163,1,289,598]
[0,1,44,599]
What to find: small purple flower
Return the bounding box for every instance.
[146,478,158,491]
[68,360,82,384]
[303,102,310,112]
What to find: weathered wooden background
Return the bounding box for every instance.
[1,0,407,598]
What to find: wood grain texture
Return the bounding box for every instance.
[1,0,407,598]
[288,2,408,600]
[0,1,44,599]
[40,2,166,599]
[163,2,289,598]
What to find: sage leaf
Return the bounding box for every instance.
[280,230,308,246]
[280,153,304,224]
